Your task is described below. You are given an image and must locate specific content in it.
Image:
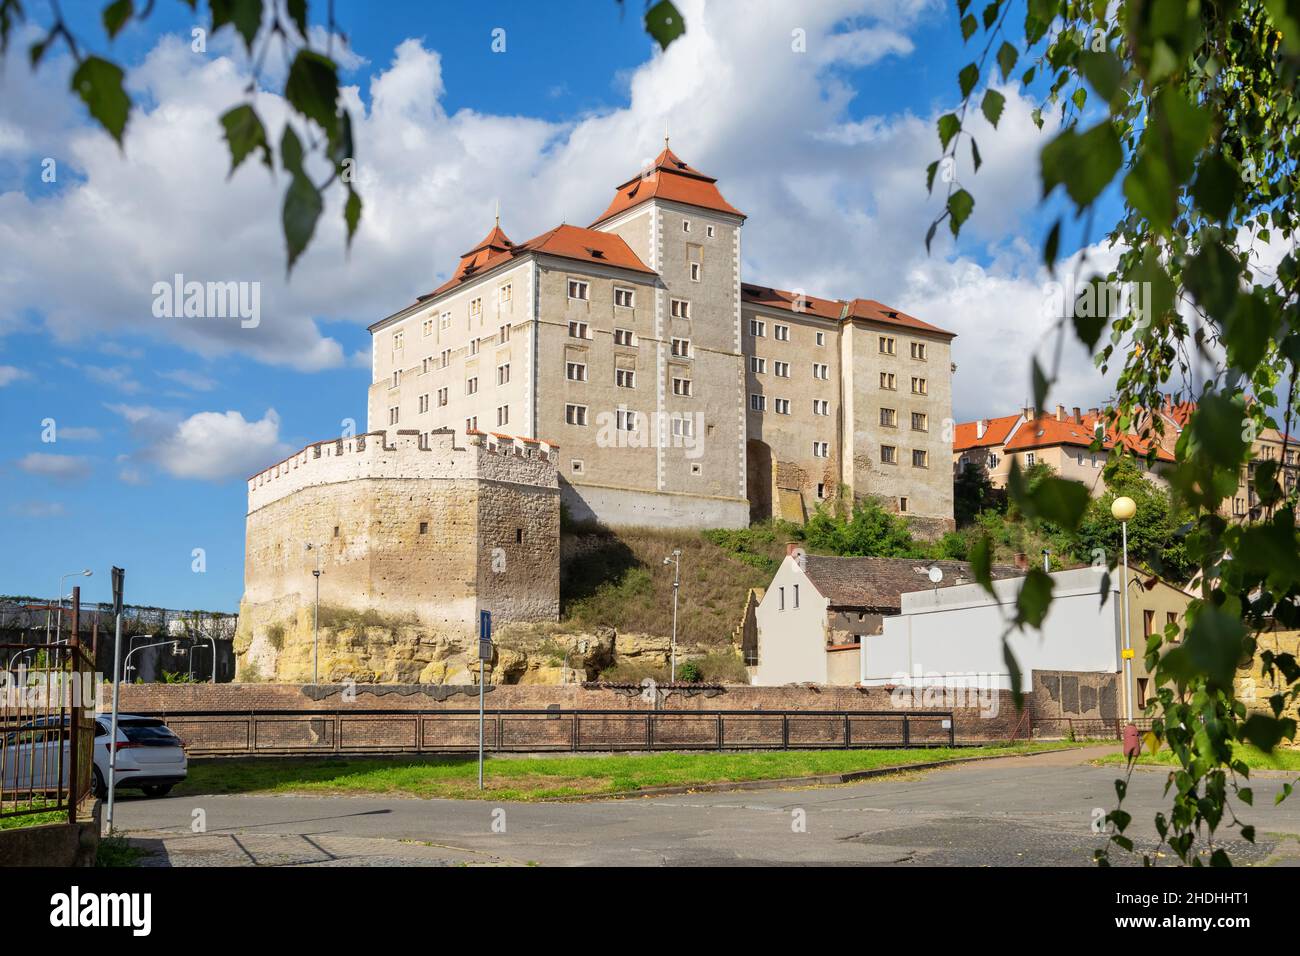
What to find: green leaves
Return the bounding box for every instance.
[644,0,686,49]
[1015,568,1054,627]
[981,89,1005,128]
[220,104,272,174]
[1040,121,1122,209]
[959,62,980,99]
[210,0,263,52]
[996,41,1019,81]
[938,113,961,151]
[1190,152,1240,222]
[285,50,341,140]
[102,0,134,39]
[948,189,974,237]
[71,56,130,146]
[280,126,322,273]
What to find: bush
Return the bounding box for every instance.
[677,660,703,682]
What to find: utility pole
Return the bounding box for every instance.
[663,550,681,682]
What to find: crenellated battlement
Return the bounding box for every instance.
[247,428,559,514]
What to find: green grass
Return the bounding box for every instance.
[0,799,66,830]
[96,834,145,867]
[178,741,1077,802]
[1096,743,1300,772]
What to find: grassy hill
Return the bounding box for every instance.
[560,524,785,644]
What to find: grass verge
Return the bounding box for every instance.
[178,741,1081,802]
[1095,743,1300,772]
[0,799,65,830]
[96,833,145,867]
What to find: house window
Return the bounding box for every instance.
[911,377,928,395]
[815,331,825,346]
[499,323,511,344]
[773,361,790,377]
[469,338,480,356]
[911,342,927,360]
[388,406,399,425]
[421,357,431,373]
[881,445,897,464]
[706,224,715,238]
[779,586,785,610]
[1025,452,1036,467]
[813,441,829,458]
[393,331,404,351]
[690,262,701,282]
[418,393,430,413]
[615,287,635,308]
[565,404,588,426]
[672,338,691,358]
[911,412,928,431]
[774,324,789,341]
[568,279,589,300]
[1136,678,1149,709]
[465,376,478,395]
[671,415,695,439]
[682,219,691,233]
[793,584,799,608]
[1166,611,1179,641]
[750,394,766,412]
[441,348,451,367]
[813,363,828,379]
[813,399,829,415]
[497,405,509,427]
[566,362,588,382]
[470,297,482,319]
[616,368,636,388]
[392,370,401,388]
[499,283,512,306]
[879,335,895,354]
[672,376,692,396]
[899,496,908,512]
[497,363,510,385]
[912,449,929,468]
[671,299,691,319]
[816,483,826,499]
[465,415,477,433]
[750,319,766,337]
[880,372,896,390]
[568,320,589,339]
[774,398,790,414]
[988,452,999,468]
[439,311,451,330]
[423,318,433,336]
[571,459,585,474]
[1143,609,1155,637]
[437,387,448,407]
[614,328,637,347]
[880,408,897,427]
[616,408,638,431]
[750,356,766,374]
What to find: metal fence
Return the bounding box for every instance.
[0,642,96,824]
[128,708,959,756]
[1030,716,1156,740]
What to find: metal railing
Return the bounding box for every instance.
[125,708,959,756]
[0,642,95,824]
[1030,716,1156,740]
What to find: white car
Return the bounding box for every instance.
[1,714,187,799]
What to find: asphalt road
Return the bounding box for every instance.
[110,746,1300,866]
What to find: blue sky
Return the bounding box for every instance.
[0,0,1113,612]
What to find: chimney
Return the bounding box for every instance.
[1056,404,1066,422]
[1089,407,1099,418]
[1023,406,1034,422]
[785,542,803,558]
[1013,552,1029,571]
[976,419,987,439]
[1073,406,1082,424]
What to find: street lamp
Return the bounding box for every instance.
[1111,495,1138,738]
[55,569,92,642]
[663,550,682,682]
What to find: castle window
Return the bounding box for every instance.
[672,337,692,358]
[682,219,691,233]
[499,284,512,306]
[813,441,829,458]
[568,320,589,339]
[568,279,589,301]
[497,405,509,427]
[497,363,510,385]
[419,522,428,534]
[911,412,928,431]
[813,363,829,380]
[750,356,766,374]
[465,415,478,432]
[912,449,929,468]
[422,318,433,337]
[1025,452,1036,467]
[566,362,587,382]
[816,331,825,346]
[571,459,585,474]
[988,452,999,468]
[466,376,478,395]
[391,369,401,388]
[441,348,451,367]
[881,445,897,464]
[880,372,896,390]
[516,528,523,544]
[440,311,451,330]
[750,394,766,412]
[880,408,897,427]
[793,584,799,608]
[774,398,790,415]
[706,224,715,238]
[670,299,691,320]
[911,376,928,395]
[393,331,404,351]
[911,342,927,360]
[899,497,909,512]
[614,287,635,308]
[816,483,825,499]
[388,406,399,425]
[499,323,511,344]
[879,335,895,355]
[565,404,588,426]
[750,319,765,337]
[671,415,695,439]
[614,328,637,347]
[421,357,430,373]
[615,368,636,389]
[672,376,692,396]
[773,361,790,378]
[418,394,430,414]
[690,262,701,282]
[774,324,789,341]
[813,399,829,415]
[616,408,638,431]
[469,338,480,356]
[437,387,448,407]
[333,526,339,537]
[691,462,702,475]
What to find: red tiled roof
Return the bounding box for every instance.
[591,148,745,226]
[999,413,1175,462]
[953,414,1023,452]
[740,284,956,338]
[422,223,654,300]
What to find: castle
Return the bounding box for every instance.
[368,145,957,534]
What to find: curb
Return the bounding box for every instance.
[540,745,1082,802]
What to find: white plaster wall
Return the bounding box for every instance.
[752,556,831,685]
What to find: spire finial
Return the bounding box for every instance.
[494,197,500,228]
[664,119,670,150]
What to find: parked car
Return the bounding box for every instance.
[1,714,187,799]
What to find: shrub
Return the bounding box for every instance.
[677,660,703,682]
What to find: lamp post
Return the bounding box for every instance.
[1111,495,1138,737]
[663,549,681,682]
[306,543,322,684]
[55,569,92,641]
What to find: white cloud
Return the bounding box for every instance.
[55,426,102,441]
[158,368,217,391]
[0,365,28,386]
[0,0,1104,420]
[149,408,290,482]
[9,500,67,518]
[15,452,91,481]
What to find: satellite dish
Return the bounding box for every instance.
[927,566,944,585]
